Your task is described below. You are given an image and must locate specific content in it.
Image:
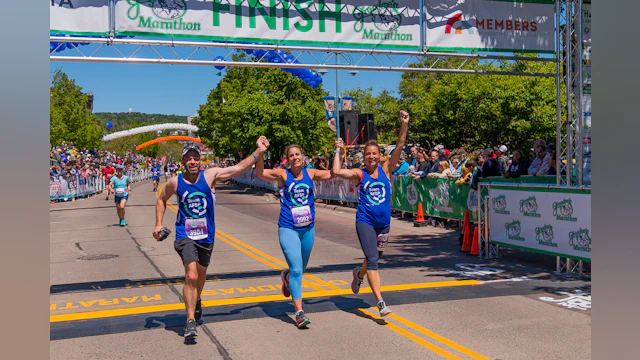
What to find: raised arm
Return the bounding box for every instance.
[332,138,362,182]
[255,144,285,183]
[385,110,410,174]
[208,136,269,183]
[309,140,342,181]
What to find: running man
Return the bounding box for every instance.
[153,137,269,339]
[332,110,410,316]
[255,139,339,328]
[151,161,161,192]
[109,165,132,227]
[102,162,115,200]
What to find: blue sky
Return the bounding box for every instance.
[50,50,405,117]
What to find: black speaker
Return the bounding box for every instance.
[339,111,360,145]
[358,113,377,144]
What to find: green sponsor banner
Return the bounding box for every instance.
[480,175,557,185]
[391,176,478,222]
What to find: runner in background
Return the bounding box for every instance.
[102,162,115,201]
[255,139,340,329]
[109,165,131,227]
[151,161,161,192]
[332,110,410,317]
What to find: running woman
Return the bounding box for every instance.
[109,165,132,227]
[151,161,161,192]
[332,110,410,316]
[153,137,269,339]
[255,140,339,328]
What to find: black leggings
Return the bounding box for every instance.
[355,222,390,271]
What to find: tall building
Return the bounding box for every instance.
[187,112,198,137]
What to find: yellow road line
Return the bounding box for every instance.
[50,280,481,323]
[387,313,491,360]
[359,307,462,360]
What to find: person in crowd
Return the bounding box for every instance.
[455,160,476,185]
[482,148,501,178]
[528,144,550,176]
[427,160,453,179]
[503,149,529,178]
[495,145,509,174]
[392,151,410,176]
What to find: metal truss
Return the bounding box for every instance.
[50,36,555,77]
[556,0,585,187]
[556,257,584,276]
[478,184,500,260]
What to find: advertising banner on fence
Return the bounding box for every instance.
[424,0,555,53]
[391,176,478,221]
[50,0,110,36]
[115,0,421,49]
[489,187,591,261]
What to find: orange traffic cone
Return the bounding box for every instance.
[460,211,472,252]
[468,226,480,256]
[414,202,426,227]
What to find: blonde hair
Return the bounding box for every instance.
[439,160,449,169]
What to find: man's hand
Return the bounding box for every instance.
[256,136,269,152]
[152,225,163,240]
[400,110,410,124]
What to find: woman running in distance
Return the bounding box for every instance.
[255,139,340,328]
[333,110,410,316]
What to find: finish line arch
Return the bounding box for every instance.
[102,123,199,142]
[135,136,201,151]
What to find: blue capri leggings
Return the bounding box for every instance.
[278,226,315,300]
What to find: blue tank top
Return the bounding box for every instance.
[175,171,216,244]
[356,166,391,228]
[278,168,315,230]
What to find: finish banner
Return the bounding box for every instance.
[115,0,421,49]
[50,0,110,36]
[489,186,592,261]
[424,0,555,53]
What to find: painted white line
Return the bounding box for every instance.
[483,277,532,283]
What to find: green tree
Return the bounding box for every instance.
[50,69,102,149]
[195,56,332,160]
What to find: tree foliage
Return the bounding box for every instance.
[50,69,102,149]
[195,56,333,159]
[95,112,188,130]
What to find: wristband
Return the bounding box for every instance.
[334,149,341,154]
[251,152,259,160]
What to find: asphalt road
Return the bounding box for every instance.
[49,177,591,360]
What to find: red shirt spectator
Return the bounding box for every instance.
[102,165,115,181]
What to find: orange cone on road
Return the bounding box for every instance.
[469,226,480,256]
[460,211,472,252]
[414,202,427,227]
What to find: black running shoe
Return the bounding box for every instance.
[195,299,202,323]
[184,319,198,338]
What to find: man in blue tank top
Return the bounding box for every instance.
[153,136,269,339]
[332,111,410,317]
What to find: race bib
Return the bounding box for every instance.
[185,218,208,240]
[291,206,312,227]
[115,188,126,196]
[377,233,389,250]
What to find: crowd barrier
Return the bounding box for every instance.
[50,169,151,201]
[233,169,557,222]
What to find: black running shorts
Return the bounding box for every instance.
[174,238,214,267]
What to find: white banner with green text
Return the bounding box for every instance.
[115,0,421,49]
[489,186,591,261]
[50,0,110,36]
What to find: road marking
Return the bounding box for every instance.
[50,280,481,323]
[359,307,462,360]
[387,313,491,360]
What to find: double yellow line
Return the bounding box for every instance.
[155,182,490,359]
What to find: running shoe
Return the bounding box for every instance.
[120,218,126,227]
[295,310,310,329]
[377,299,391,317]
[195,299,202,324]
[351,267,364,294]
[184,319,198,338]
[281,270,291,298]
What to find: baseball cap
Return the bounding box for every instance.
[182,145,202,158]
[496,145,508,153]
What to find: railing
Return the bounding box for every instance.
[50,169,151,201]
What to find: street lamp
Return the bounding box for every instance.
[317,54,359,140]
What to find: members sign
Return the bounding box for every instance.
[425,0,555,53]
[115,0,421,49]
[50,0,110,36]
[489,187,591,261]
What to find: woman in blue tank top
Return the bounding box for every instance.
[256,141,339,328]
[333,110,410,317]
